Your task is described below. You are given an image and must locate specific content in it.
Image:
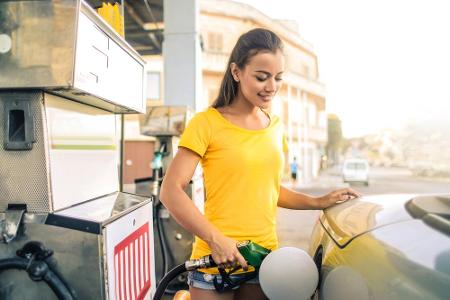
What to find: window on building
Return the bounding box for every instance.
[301,63,310,78]
[318,111,327,128]
[283,100,289,125]
[207,32,223,52]
[290,100,301,125]
[208,88,218,105]
[309,102,317,126]
[146,72,160,100]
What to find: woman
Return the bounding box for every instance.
[160,28,360,300]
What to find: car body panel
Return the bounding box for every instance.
[309,194,450,300]
[320,194,416,247]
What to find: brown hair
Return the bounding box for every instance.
[212,28,284,108]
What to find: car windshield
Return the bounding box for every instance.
[345,163,367,170]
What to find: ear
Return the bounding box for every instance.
[230,62,240,82]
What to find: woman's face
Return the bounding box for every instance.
[232,50,285,109]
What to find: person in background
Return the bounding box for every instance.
[160,28,360,300]
[290,156,300,187]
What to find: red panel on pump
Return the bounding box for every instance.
[114,223,152,300]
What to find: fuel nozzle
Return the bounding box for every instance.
[184,240,271,271]
[185,254,216,271]
[154,241,271,300]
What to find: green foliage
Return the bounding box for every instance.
[327,114,342,151]
[326,114,343,164]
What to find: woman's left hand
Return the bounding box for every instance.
[317,188,361,209]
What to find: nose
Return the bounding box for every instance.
[265,78,277,93]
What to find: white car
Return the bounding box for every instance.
[342,158,370,186]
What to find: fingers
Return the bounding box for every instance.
[209,236,251,271]
[217,261,239,269]
[346,187,362,197]
[338,192,351,202]
[335,188,361,202]
[217,262,230,269]
[236,252,248,271]
[211,254,232,267]
[211,250,248,271]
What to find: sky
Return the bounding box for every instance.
[235,0,450,137]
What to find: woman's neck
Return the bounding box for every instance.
[217,96,270,130]
[226,95,260,116]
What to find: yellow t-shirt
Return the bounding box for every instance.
[179,107,285,262]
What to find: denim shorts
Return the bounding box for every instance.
[187,270,260,290]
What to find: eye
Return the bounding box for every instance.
[275,77,283,82]
[256,76,267,82]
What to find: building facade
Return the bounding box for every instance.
[199,0,327,182]
[129,0,327,184]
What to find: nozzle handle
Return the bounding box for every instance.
[185,240,270,271]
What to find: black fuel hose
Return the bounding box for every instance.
[155,204,179,296]
[0,257,75,300]
[155,202,172,275]
[153,263,187,300]
[153,254,216,300]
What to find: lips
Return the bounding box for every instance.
[258,94,273,102]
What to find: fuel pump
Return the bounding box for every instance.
[0,1,155,299]
[137,106,204,294]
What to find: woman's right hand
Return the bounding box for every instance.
[208,233,248,271]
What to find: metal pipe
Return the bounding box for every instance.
[119,114,125,192]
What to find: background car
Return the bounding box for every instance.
[342,158,370,186]
[309,194,450,300]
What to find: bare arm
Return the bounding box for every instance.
[159,147,247,269]
[278,185,361,210]
[160,147,217,242]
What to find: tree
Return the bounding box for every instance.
[326,114,343,165]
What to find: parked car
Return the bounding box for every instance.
[342,158,370,186]
[309,194,450,300]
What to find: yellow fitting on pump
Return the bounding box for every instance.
[96,2,124,37]
[111,3,124,37]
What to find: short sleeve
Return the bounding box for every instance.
[178,112,211,157]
